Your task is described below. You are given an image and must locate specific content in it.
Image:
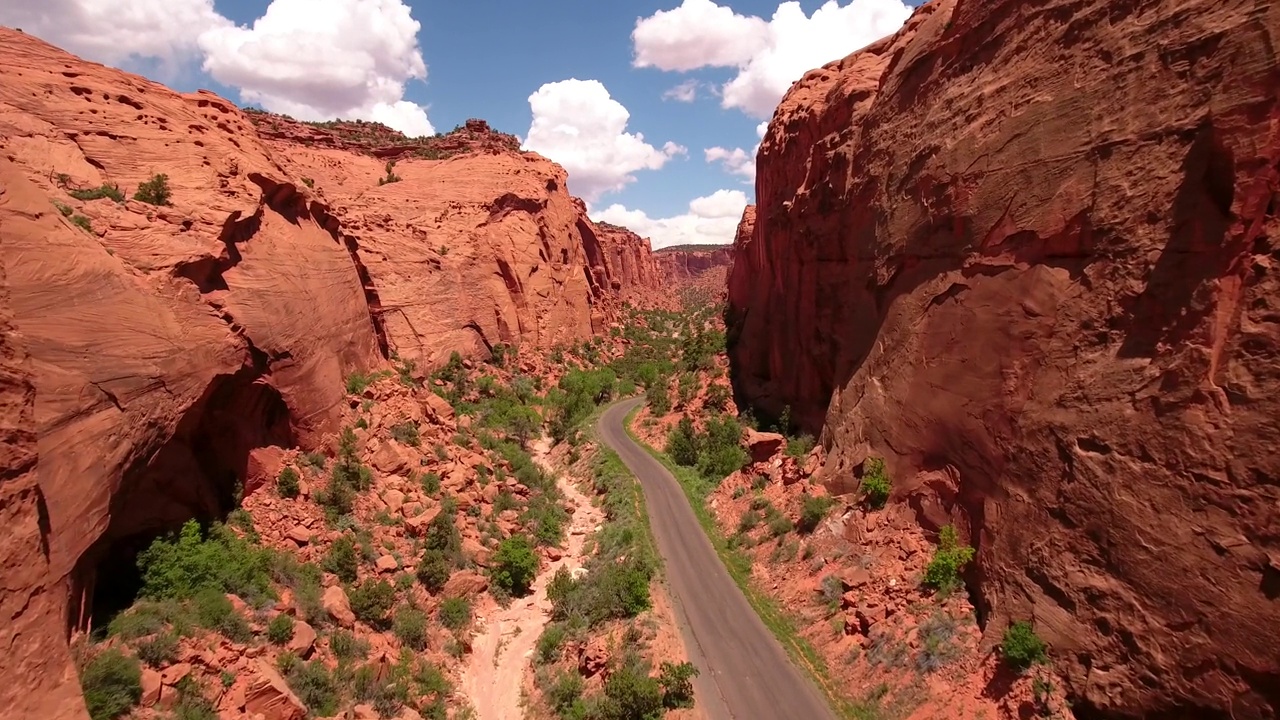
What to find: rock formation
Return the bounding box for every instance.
[654,245,734,284]
[579,219,661,298]
[727,0,1280,717]
[0,27,668,716]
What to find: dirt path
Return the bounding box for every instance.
[459,439,604,720]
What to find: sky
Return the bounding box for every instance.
[0,0,922,247]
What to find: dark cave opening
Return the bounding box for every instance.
[71,369,295,631]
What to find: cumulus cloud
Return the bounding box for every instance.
[523,79,684,202]
[0,0,435,137]
[705,147,755,180]
[633,0,912,118]
[592,189,748,249]
[662,79,700,102]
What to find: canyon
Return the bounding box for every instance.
[728,0,1279,717]
[0,26,724,719]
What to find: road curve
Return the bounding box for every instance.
[597,398,837,720]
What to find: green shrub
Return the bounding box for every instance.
[348,579,396,627]
[695,414,748,479]
[301,451,327,473]
[1001,621,1048,672]
[137,521,273,605]
[861,457,891,508]
[377,160,402,185]
[536,622,569,664]
[345,371,375,394]
[492,535,538,596]
[392,605,428,650]
[438,596,471,630]
[286,661,338,717]
[767,514,793,538]
[665,416,700,467]
[301,177,315,188]
[706,383,731,411]
[277,466,300,499]
[69,183,125,203]
[390,420,420,446]
[330,630,370,662]
[133,173,171,206]
[599,655,663,719]
[545,671,584,715]
[267,614,295,645]
[416,550,452,593]
[193,588,251,642]
[323,535,360,583]
[922,525,975,593]
[786,434,816,459]
[79,648,142,720]
[645,380,671,415]
[797,494,834,534]
[659,661,699,709]
[420,471,442,495]
[135,631,179,666]
[107,605,166,640]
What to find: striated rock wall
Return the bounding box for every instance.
[0,27,672,715]
[728,0,1280,717]
[585,220,662,296]
[655,245,734,284]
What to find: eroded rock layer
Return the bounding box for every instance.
[728,0,1280,717]
[655,245,734,284]
[0,27,666,716]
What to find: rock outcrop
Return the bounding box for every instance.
[0,26,672,715]
[579,219,661,298]
[728,0,1280,718]
[654,245,734,284]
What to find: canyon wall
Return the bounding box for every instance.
[0,27,665,715]
[655,245,734,284]
[727,0,1280,718]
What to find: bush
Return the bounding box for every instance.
[861,457,891,508]
[599,656,663,719]
[277,466,300,499]
[665,416,700,467]
[416,550,452,593]
[705,383,731,411]
[393,605,428,650]
[79,648,142,720]
[348,579,397,627]
[695,414,748,479]
[1002,621,1048,672]
[286,661,338,717]
[545,671,584,715]
[330,630,369,662]
[659,661,699,709]
[536,622,568,664]
[786,433,816,459]
[193,588,251,642]
[135,631,179,666]
[323,535,360,583]
[133,173,171,206]
[390,421,421,446]
[69,183,125,203]
[922,525,975,593]
[797,494,834,534]
[438,596,471,630]
[267,613,295,645]
[492,535,538,596]
[645,380,671,415]
[137,520,274,605]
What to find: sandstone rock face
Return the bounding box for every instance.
[654,245,734,284]
[0,218,88,720]
[244,660,307,720]
[728,1,1280,717]
[579,218,661,299]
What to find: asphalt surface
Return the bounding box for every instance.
[597,399,838,720]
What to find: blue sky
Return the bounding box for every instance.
[2,0,921,246]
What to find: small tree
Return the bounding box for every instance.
[277,466,300,499]
[133,173,172,206]
[79,648,142,720]
[492,535,538,596]
[861,457,891,508]
[922,525,975,593]
[665,416,700,467]
[267,614,295,645]
[1002,621,1048,672]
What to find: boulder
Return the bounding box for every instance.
[244,660,307,720]
[744,429,785,463]
[322,585,356,627]
[442,570,489,598]
[375,555,399,573]
[286,621,317,658]
[141,668,162,708]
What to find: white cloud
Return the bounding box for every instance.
[523,79,684,202]
[592,189,748,249]
[633,0,913,118]
[662,79,700,103]
[0,0,435,137]
[632,0,769,71]
[705,146,755,180]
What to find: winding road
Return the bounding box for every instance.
[597,399,837,720]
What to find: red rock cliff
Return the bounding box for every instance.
[0,27,668,713]
[655,245,734,284]
[727,0,1280,717]
[575,216,661,300]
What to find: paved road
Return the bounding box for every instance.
[597,399,837,720]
